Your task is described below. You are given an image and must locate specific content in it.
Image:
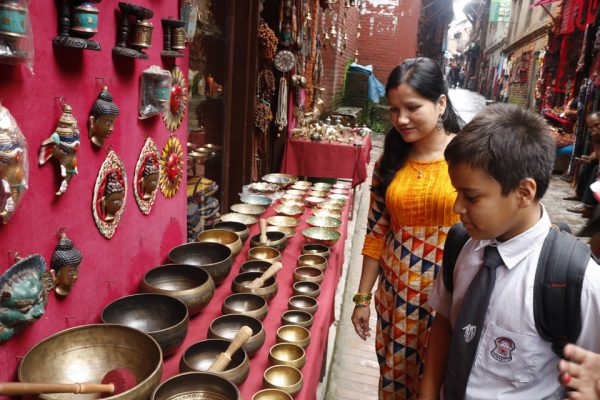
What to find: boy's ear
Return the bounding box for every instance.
[516,178,537,206]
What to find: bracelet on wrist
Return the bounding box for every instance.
[353,292,372,306]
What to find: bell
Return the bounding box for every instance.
[306,12,312,21]
[131,19,153,49]
[329,25,337,37]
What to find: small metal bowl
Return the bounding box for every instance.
[288,295,318,315]
[311,208,342,219]
[281,310,314,329]
[180,339,250,385]
[248,246,282,263]
[294,180,312,188]
[222,293,268,321]
[250,230,287,251]
[274,204,304,218]
[292,281,321,298]
[302,244,330,259]
[263,365,303,397]
[280,198,305,208]
[317,200,344,210]
[327,193,347,203]
[286,189,306,197]
[152,372,240,400]
[240,260,271,274]
[312,182,333,191]
[240,194,273,207]
[267,226,296,239]
[293,266,324,285]
[263,173,297,187]
[306,216,342,230]
[252,388,293,400]
[231,203,266,217]
[276,324,311,348]
[214,221,250,242]
[220,212,258,226]
[168,242,233,286]
[302,227,341,247]
[249,182,280,194]
[297,254,327,271]
[333,182,351,190]
[307,190,328,198]
[268,343,306,369]
[232,271,278,302]
[197,229,243,256]
[266,215,300,228]
[208,314,266,357]
[305,196,325,207]
[282,194,303,202]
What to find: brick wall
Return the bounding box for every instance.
[507,35,547,109]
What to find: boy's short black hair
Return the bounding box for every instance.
[445,104,555,199]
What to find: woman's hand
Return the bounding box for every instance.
[558,343,600,400]
[351,305,371,340]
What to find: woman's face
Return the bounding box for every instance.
[387,83,445,144]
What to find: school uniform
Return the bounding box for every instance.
[429,206,600,399]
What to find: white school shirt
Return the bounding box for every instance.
[429,206,600,399]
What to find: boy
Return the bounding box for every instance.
[419,104,600,399]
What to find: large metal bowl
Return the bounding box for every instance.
[214,221,251,242]
[208,314,266,357]
[274,204,304,218]
[306,216,342,230]
[140,264,215,316]
[101,293,189,357]
[275,325,311,349]
[292,281,321,299]
[231,203,266,217]
[263,366,303,397]
[180,339,250,385]
[301,227,341,247]
[168,242,233,286]
[220,212,258,226]
[279,198,305,208]
[266,216,300,228]
[196,229,243,256]
[327,193,348,203]
[332,182,351,190]
[152,372,239,400]
[293,180,312,188]
[316,200,344,210]
[240,194,272,207]
[222,293,268,321]
[232,272,278,302]
[306,190,328,198]
[248,246,281,263]
[19,324,163,400]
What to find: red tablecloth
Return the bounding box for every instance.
[162,196,352,399]
[280,135,372,187]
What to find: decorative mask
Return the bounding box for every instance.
[134,138,161,214]
[159,135,183,198]
[0,254,50,342]
[39,103,80,196]
[92,150,127,239]
[88,86,120,147]
[50,231,83,297]
[0,102,28,224]
[162,66,187,132]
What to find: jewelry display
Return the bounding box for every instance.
[50,230,83,297]
[53,0,101,51]
[140,65,172,119]
[159,135,183,198]
[134,137,161,214]
[255,98,273,135]
[161,18,186,58]
[88,86,120,147]
[258,69,276,102]
[112,2,154,59]
[163,66,187,131]
[0,0,32,65]
[92,150,127,239]
[258,21,278,61]
[39,103,80,196]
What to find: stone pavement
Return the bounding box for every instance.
[317,89,589,400]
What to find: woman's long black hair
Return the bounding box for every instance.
[374,57,464,198]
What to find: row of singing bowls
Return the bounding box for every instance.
[297,254,328,271]
[288,295,318,315]
[281,310,313,329]
[180,339,250,385]
[293,266,324,285]
[302,227,341,247]
[101,293,189,357]
[140,264,215,316]
[292,281,321,298]
[152,372,239,400]
[250,230,287,251]
[214,220,251,242]
[269,343,306,369]
[208,314,266,356]
[302,244,330,259]
[222,293,269,321]
[197,228,243,256]
[263,365,303,397]
[232,271,278,302]
[168,242,233,286]
[231,203,266,217]
[248,246,281,263]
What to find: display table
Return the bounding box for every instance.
[161,195,352,399]
[280,135,372,187]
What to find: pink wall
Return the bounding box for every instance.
[0,1,187,386]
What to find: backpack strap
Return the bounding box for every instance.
[442,222,470,293]
[533,228,591,357]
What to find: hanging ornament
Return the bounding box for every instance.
[134,138,161,214]
[275,77,289,133]
[50,230,83,297]
[163,66,188,132]
[159,135,183,198]
[274,50,297,72]
[92,150,127,239]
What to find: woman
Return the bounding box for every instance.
[351,57,463,399]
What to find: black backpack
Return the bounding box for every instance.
[442,222,593,357]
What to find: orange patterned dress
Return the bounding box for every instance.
[362,159,459,399]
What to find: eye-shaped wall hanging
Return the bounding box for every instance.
[159,135,183,198]
[162,66,187,132]
[134,137,161,214]
[92,150,127,239]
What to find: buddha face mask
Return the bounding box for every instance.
[88,86,120,147]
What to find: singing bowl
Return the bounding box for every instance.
[240,193,272,207]
[311,207,342,219]
[168,242,233,286]
[263,366,303,396]
[285,189,306,197]
[180,339,250,385]
[268,343,306,369]
[302,244,330,259]
[248,246,282,263]
[297,254,327,271]
[288,295,318,315]
[220,212,258,226]
[306,216,342,230]
[19,324,163,400]
[317,200,344,210]
[294,180,312,188]
[281,310,314,329]
[214,221,251,242]
[263,173,297,187]
[293,266,324,285]
[140,264,215,316]
[280,198,305,208]
[327,193,347,203]
[232,272,278,302]
[292,281,321,299]
[302,227,341,247]
[101,293,189,357]
[274,204,304,218]
[208,314,266,357]
[267,226,296,239]
[252,388,293,400]
[231,203,266,217]
[152,372,239,400]
[281,194,303,203]
[330,188,349,195]
[196,229,243,256]
[240,259,271,274]
[276,325,311,349]
[222,293,268,321]
[333,182,351,190]
[250,231,287,250]
[311,182,332,191]
[304,196,325,207]
[306,190,328,198]
[266,215,300,228]
[249,182,280,194]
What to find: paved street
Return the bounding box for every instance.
[318,89,588,399]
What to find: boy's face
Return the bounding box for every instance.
[449,162,536,242]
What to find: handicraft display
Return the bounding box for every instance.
[134,137,161,214]
[0,102,28,225]
[112,2,154,59]
[50,230,83,297]
[140,65,172,119]
[159,135,183,198]
[0,254,50,342]
[162,66,187,131]
[160,18,186,58]
[92,150,127,239]
[88,86,120,147]
[53,0,101,51]
[0,0,33,66]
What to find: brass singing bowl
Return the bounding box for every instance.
[285,189,306,197]
[302,227,341,247]
[263,173,297,187]
[220,212,258,226]
[267,226,296,239]
[101,293,189,357]
[263,366,303,396]
[268,343,306,369]
[19,324,163,400]
[266,215,300,228]
[302,244,331,259]
[330,188,349,195]
[248,246,282,263]
[152,372,240,400]
[311,182,332,191]
[288,295,318,315]
[327,193,348,203]
[292,281,321,299]
[188,151,208,164]
[168,242,233,286]
[249,182,280,194]
[252,388,293,400]
[214,221,251,242]
[274,204,304,218]
[180,339,250,385]
[297,254,328,271]
[208,314,266,357]
[282,194,304,203]
[294,180,312,188]
[231,203,266,217]
[222,293,269,321]
[240,260,271,274]
[304,196,325,207]
[307,216,342,230]
[232,272,278,302]
[250,231,287,250]
[240,193,273,207]
[333,182,351,190]
[281,310,314,329]
[311,207,342,219]
[140,264,215,317]
[307,190,328,198]
[276,324,311,349]
[280,198,305,208]
[293,266,324,285]
[317,200,344,210]
[197,229,243,257]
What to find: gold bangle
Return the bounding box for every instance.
[353,292,372,306]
